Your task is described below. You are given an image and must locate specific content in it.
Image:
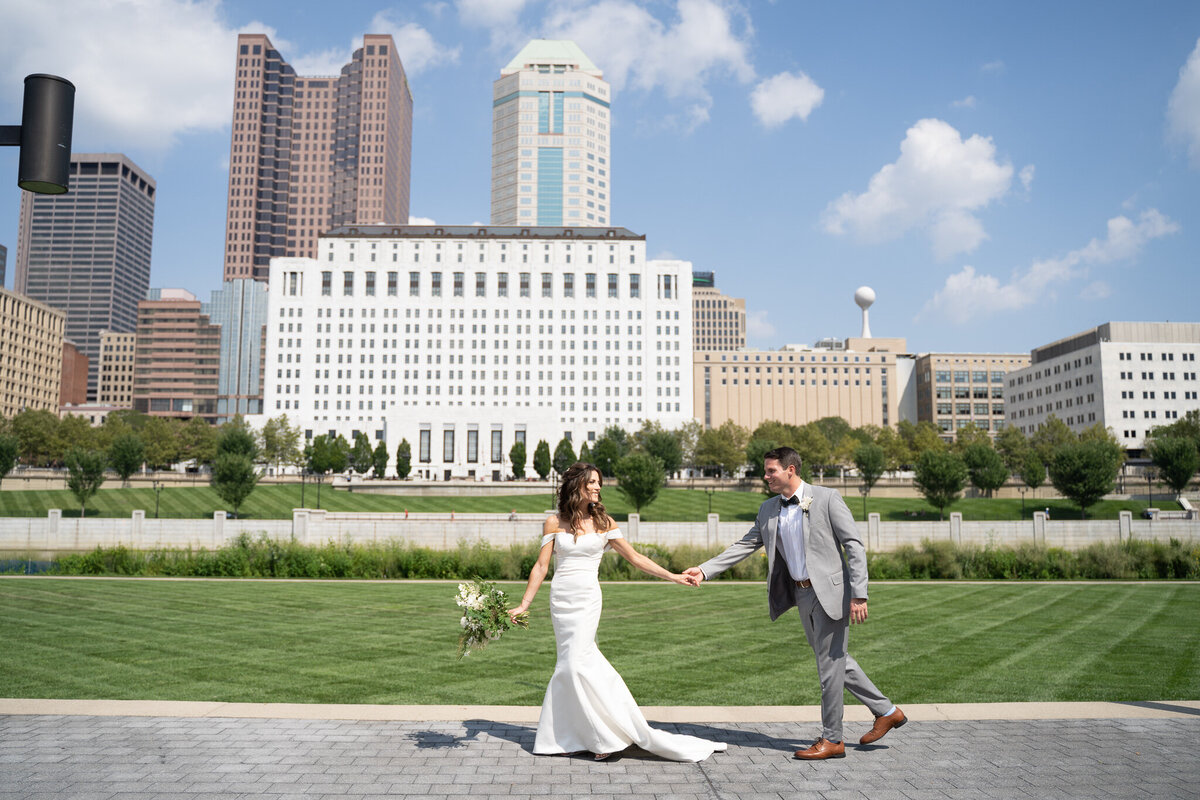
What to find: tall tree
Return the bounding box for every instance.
[217,416,258,459]
[962,442,1009,497]
[552,437,577,476]
[107,433,145,487]
[994,425,1030,475]
[210,451,260,517]
[695,421,750,478]
[578,441,591,462]
[142,416,183,471]
[259,415,302,474]
[792,424,832,475]
[640,428,683,476]
[744,437,782,479]
[54,415,96,464]
[532,440,552,480]
[875,425,912,471]
[1147,436,1199,495]
[508,440,526,479]
[0,434,19,488]
[614,452,666,514]
[395,438,413,479]
[1048,439,1123,519]
[349,432,374,475]
[953,422,992,451]
[853,442,886,517]
[591,438,619,477]
[1019,452,1046,496]
[676,419,703,476]
[65,448,106,518]
[10,409,59,466]
[371,440,389,479]
[1030,415,1076,464]
[179,416,218,467]
[913,450,968,520]
[1151,410,1200,455]
[600,426,631,458]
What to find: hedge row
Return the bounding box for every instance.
[30,533,1200,580]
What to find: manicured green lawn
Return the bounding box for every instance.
[0,484,1169,522]
[1,579,1195,705]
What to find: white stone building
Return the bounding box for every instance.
[490,40,611,227]
[1004,321,1200,453]
[263,225,693,479]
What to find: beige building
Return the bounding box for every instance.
[131,291,221,422]
[97,330,137,407]
[0,287,65,418]
[695,337,907,432]
[225,33,413,281]
[692,272,746,351]
[914,352,1030,440]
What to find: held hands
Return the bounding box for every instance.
[849,598,868,625]
[683,567,705,585]
[670,572,700,587]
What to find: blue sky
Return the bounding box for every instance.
[1,0,1198,355]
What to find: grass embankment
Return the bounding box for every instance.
[0,579,1195,705]
[0,484,1170,521]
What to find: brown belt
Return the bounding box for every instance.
[795,579,812,588]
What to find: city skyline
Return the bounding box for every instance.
[1,1,1198,357]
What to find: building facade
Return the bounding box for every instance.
[1005,322,1200,453]
[14,153,155,400]
[0,287,65,417]
[97,330,136,407]
[0,244,7,288]
[261,225,692,478]
[204,279,269,421]
[131,290,221,422]
[60,341,89,406]
[491,40,611,228]
[694,339,908,432]
[692,272,746,351]
[224,33,414,281]
[915,352,1030,440]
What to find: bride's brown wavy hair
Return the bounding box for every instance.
[557,462,614,540]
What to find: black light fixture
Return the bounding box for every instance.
[0,74,76,194]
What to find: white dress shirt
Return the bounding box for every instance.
[776,482,808,582]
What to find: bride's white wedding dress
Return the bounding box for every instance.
[532,528,727,762]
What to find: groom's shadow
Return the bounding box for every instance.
[404,720,531,750]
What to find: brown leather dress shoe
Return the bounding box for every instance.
[859,707,906,744]
[793,738,845,760]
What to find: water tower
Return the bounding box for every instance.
[855,286,875,338]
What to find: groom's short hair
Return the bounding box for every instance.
[764,446,803,474]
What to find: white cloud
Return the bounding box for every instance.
[751,71,824,127]
[409,215,437,225]
[1167,37,1200,167]
[981,60,1005,73]
[457,0,531,28]
[0,1,247,150]
[746,309,776,341]
[1081,281,1112,300]
[923,209,1179,323]
[821,118,1016,260]
[541,0,754,125]
[368,11,461,73]
[951,95,976,109]
[1019,164,1035,193]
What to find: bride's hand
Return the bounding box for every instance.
[509,603,529,622]
[670,573,698,587]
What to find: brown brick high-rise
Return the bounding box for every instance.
[224,33,413,282]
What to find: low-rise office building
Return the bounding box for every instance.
[131,290,221,422]
[915,352,1030,440]
[97,330,136,407]
[0,287,65,417]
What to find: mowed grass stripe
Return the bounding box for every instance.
[1,580,1197,705]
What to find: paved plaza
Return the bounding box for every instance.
[1,701,1198,800]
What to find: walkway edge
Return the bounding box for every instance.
[2,698,1197,722]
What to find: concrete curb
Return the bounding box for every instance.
[2,698,1197,722]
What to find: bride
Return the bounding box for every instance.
[508,461,727,762]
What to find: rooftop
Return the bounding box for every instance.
[502,39,601,76]
[323,225,644,241]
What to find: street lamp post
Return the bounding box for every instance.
[152,480,163,519]
[705,487,715,515]
[300,470,306,509]
[1018,486,1027,519]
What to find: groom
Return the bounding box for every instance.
[685,446,905,760]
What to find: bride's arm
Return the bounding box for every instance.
[509,516,557,619]
[608,537,693,585]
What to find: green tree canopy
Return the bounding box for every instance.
[395,438,413,479]
[1020,452,1046,492]
[210,452,259,516]
[898,419,947,456]
[591,438,619,477]
[601,426,631,457]
[875,425,913,471]
[1151,410,1200,455]
[1048,439,1123,519]
[142,416,183,471]
[55,415,96,464]
[744,437,782,479]
[1030,415,1076,464]
[179,416,218,466]
[1147,436,1199,495]
[65,448,106,517]
[676,419,702,475]
[793,424,832,474]
[953,422,992,451]
[349,432,374,475]
[994,425,1030,474]
[853,442,887,516]
[508,440,526,480]
[532,440,552,480]
[639,427,682,476]
[962,442,1009,497]
[0,434,19,487]
[107,433,145,485]
[552,437,577,476]
[578,441,591,462]
[695,421,750,478]
[371,440,389,479]
[614,452,666,514]
[913,449,968,520]
[260,415,302,473]
[11,409,59,466]
[217,417,259,460]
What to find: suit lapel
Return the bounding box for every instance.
[766,496,781,561]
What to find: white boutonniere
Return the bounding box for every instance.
[799,496,813,514]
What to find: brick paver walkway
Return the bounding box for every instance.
[1,712,1197,800]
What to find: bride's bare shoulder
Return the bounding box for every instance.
[543,514,561,534]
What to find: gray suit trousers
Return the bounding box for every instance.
[794,584,891,742]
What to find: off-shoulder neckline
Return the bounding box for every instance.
[550,527,621,534]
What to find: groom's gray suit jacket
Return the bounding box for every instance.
[699,483,869,622]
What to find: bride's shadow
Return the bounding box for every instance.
[427,719,815,761]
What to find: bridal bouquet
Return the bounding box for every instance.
[455,578,528,658]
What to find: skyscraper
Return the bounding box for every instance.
[203,278,269,421]
[224,33,414,282]
[14,153,156,401]
[491,40,611,227]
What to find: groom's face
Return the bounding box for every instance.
[763,458,794,494]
